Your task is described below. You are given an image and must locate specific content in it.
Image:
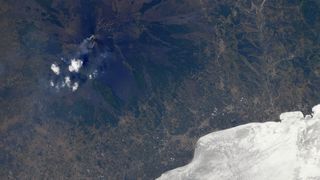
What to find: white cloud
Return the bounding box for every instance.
[88,70,98,80]
[72,82,79,91]
[49,35,97,92]
[62,76,79,92]
[157,105,320,180]
[68,59,83,73]
[64,76,71,87]
[50,63,60,75]
[49,75,80,92]
[50,80,55,87]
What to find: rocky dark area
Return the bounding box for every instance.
[0,0,320,179]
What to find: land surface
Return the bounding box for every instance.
[0,0,320,179]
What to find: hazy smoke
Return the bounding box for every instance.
[78,35,96,56]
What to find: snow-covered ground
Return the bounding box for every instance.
[157,105,320,180]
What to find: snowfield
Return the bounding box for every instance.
[157,105,320,180]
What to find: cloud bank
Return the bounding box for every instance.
[157,105,320,180]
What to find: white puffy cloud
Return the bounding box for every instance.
[50,80,55,87]
[64,76,71,87]
[49,76,79,92]
[72,82,79,91]
[49,35,98,92]
[68,59,83,73]
[50,63,60,75]
[62,76,79,92]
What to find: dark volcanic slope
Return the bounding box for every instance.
[1,0,320,179]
